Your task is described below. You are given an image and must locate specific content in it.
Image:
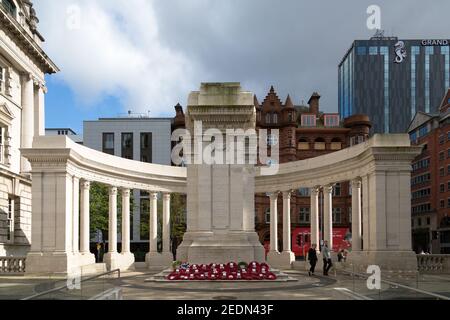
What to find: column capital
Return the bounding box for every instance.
[121,188,131,197]
[282,190,291,199]
[20,72,33,82]
[310,186,320,196]
[268,192,279,200]
[323,184,333,194]
[109,186,118,196]
[80,180,91,190]
[150,192,159,200]
[162,192,171,200]
[350,178,362,189]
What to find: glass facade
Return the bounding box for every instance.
[442,46,450,90]
[425,46,434,113]
[411,46,420,119]
[380,46,389,133]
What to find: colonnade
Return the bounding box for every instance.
[266,179,362,267]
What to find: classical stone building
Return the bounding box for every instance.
[254,87,371,256]
[0,0,58,256]
[408,89,450,254]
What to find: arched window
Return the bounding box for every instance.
[2,0,17,17]
[314,137,326,150]
[331,138,342,150]
[265,113,271,124]
[298,138,309,150]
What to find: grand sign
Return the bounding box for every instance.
[421,39,449,46]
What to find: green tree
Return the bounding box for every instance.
[170,193,187,256]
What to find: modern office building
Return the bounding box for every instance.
[45,128,83,144]
[339,32,450,134]
[408,89,450,254]
[83,114,174,254]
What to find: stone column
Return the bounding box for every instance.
[351,179,362,251]
[120,188,135,269]
[20,73,34,173]
[277,191,295,267]
[269,192,279,253]
[72,176,80,254]
[108,187,118,253]
[149,192,158,253]
[104,187,119,270]
[323,185,333,251]
[33,82,46,137]
[121,189,131,253]
[79,180,95,266]
[310,187,320,252]
[146,192,167,268]
[161,193,173,264]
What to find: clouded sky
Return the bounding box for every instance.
[34,0,450,132]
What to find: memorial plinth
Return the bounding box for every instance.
[176,83,265,264]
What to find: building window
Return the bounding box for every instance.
[0,66,4,93]
[369,46,378,55]
[0,126,5,164]
[333,183,341,196]
[379,46,389,133]
[427,217,431,225]
[439,134,445,144]
[350,135,365,146]
[299,208,310,223]
[447,165,450,175]
[411,46,420,120]
[272,113,278,124]
[140,132,152,163]
[265,208,270,224]
[1,0,16,17]
[298,188,310,197]
[314,138,326,150]
[447,198,450,208]
[332,208,342,224]
[425,46,434,113]
[410,131,417,143]
[267,134,278,146]
[288,112,293,122]
[301,114,316,127]
[121,133,133,159]
[324,115,340,127]
[418,218,422,227]
[441,199,445,208]
[441,184,445,193]
[440,168,445,177]
[356,46,367,55]
[440,152,445,161]
[6,196,14,243]
[265,113,271,124]
[443,46,450,90]
[102,133,114,155]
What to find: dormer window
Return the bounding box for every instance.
[272,113,278,124]
[324,115,340,127]
[301,114,316,127]
[1,0,17,17]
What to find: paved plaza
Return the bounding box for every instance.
[1,269,449,300]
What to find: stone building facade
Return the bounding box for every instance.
[0,0,58,256]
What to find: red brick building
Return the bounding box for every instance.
[408,89,450,254]
[254,87,371,257]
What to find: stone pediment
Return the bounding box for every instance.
[0,102,15,125]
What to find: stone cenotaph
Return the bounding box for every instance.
[176,83,265,264]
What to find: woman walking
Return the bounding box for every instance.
[307,244,318,276]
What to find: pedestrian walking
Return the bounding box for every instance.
[322,240,333,276]
[307,244,318,276]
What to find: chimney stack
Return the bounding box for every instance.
[308,92,321,115]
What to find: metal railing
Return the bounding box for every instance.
[0,257,26,273]
[22,269,121,300]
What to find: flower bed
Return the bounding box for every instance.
[166,261,277,281]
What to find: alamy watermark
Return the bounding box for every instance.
[171,121,280,175]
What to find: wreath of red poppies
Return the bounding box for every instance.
[166,261,277,281]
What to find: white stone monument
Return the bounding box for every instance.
[176,83,265,264]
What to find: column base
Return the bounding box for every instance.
[146,252,173,269]
[103,251,135,271]
[25,251,95,277]
[346,250,418,274]
[267,251,294,269]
